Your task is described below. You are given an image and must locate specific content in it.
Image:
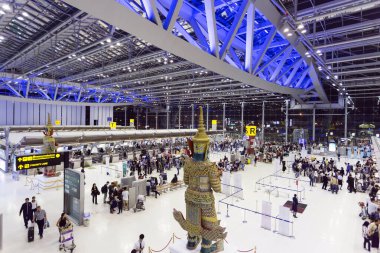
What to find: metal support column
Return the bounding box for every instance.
[4,128,9,172]
[344,98,348,139]
[285,100,289,144]
[262,101,265,142]
[241,102,244,136]
[223,103,226,135]
[191,104,195,129]
[166,105,170,129]
[206,104,209,130]
[124,105,127,126]
[312,108,316,142]
[178,105,181,129]
[136,109,139,130]
[145,109,148,129]
[156,112,158,129]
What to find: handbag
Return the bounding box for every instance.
[44,220,50,229]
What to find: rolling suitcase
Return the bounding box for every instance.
[28,226,34,242]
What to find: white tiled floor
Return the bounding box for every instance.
[0,153,366,253]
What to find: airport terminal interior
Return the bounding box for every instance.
[0,0,380,252]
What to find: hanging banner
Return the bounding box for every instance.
[232,173,243,200]
[261,201,272,230]
[222,172,231,196]
[246,126,257,136]
[278,205,291,237]
[130,118,135,127]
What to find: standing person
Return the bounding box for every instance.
[91,183,100,205]
[19,198,33,228]
[309,171,314,187]
[31,196,38,214]
[122,187,129,211]
[322,174,329,190]
[368,219,380,252]
[337,174,343,190]
[33,206,47,239]
[117,195,123,214]
[363,220,371,252]
[347,174,356,193]
[151,181,160,199]
[134,234,145,253]
[101,181,109,204]
[292,194,298,218]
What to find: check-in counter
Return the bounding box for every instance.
[84,157,92,167]
[111,154,120,163]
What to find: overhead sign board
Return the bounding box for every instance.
[15,153,62,171]
[110,122,117,129]
[246,126,257,137]
[212,120,217,125]
[55,120,61,126]
[130,119,135,123]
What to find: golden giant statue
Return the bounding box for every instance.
[42,114,58,176]
[173,107,226,253]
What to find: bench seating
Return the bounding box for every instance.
[157,180,185,193]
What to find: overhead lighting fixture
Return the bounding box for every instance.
[327,65,332,70]
[22,11,29,17]
[287,33,292,37]
[316,50,321,54]
[283,28,289,33]
[326,76,330,80]
[297,24,304,30]
[334,75,338,80]
[17,16,24,21]
[301,29,307,34]
[106,38,111,43]
[116,42,121,46]
[339,83,342,86]
[0,35,4,40]
[0,10,5,15]
[2,3,11,11]
[332,83,336,86]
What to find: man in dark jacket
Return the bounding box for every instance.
[19,198,33,228]
[322,174,329,190]
[292,194,299,218]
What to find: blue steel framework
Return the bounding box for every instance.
[116,0,314,90]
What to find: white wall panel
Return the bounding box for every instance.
[27,102,34,125]
[81,106,85,125]
[6,101,13,125]
[98,106,102,125]
[14,102,21,125]
[67,105,72,125]
[51,104,57,124]
[40,104,46,125]
[45,104,52,123]
[0,101,6,125]
[56,105,62,124]
[75,106,81,125]
[20,102,28,125]
[33,103,39,125]
[61,105,67,125]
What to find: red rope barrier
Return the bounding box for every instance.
[149,237,173,252]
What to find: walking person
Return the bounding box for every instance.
[122,187,129,211]
[19,198,33,228]
[31,196,38,214]
[363,220,371,252]
[292,194,298,218]
[33,206,47,239]
[368,219,380,252]
[91,183,100,204]
[101,181,109,204]
[133,234,145,253]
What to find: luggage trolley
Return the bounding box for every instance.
[59,226,76,252]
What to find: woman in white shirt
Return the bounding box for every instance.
[31,196,38,214]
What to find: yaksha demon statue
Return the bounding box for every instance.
[42,113,58,177]
[173,106,227,253]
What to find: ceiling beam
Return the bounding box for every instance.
[63,0,306,96]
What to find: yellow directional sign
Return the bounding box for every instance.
[246,126,257,136]
[130,119,135,123]
[212,120,217,125]
[110,122,117,129]
[55,120,61,126]
[15,153,63,171]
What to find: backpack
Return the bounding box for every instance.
[101,185,107,194]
